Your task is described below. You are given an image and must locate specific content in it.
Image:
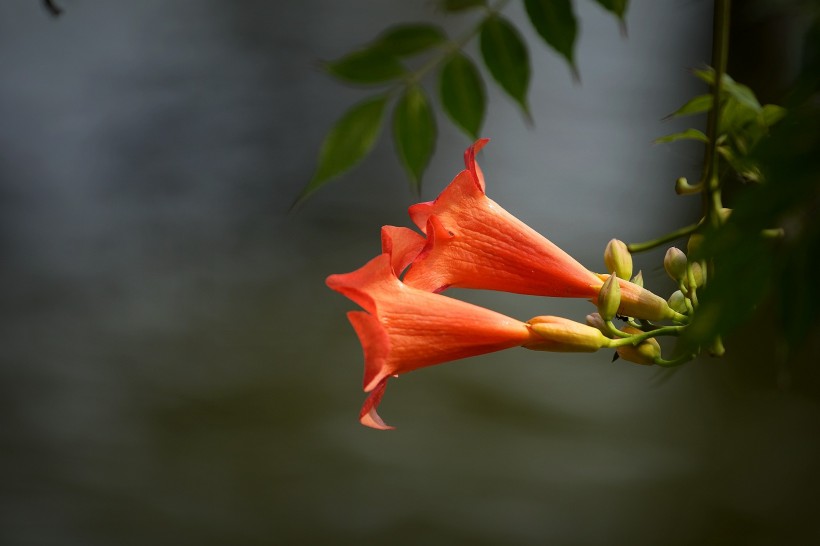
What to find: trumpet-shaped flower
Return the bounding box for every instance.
[403,140,601,297]
[401,139,678,322]
[326,253,610,429]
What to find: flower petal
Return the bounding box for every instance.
[359,378,394,430]
[326,254,398,314]
[408,170,482,233]
[403,170,602,297]
[380,225,426,275]
[463,137,490,192]
[347,310,392,392]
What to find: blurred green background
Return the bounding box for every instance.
[2,1,818,544]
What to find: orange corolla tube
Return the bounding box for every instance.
[327,253,548,429]
[401,139,677,322]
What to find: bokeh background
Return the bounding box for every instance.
[2,1,818,544]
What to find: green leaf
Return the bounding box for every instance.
[720,99,759,135]
[691,66,717,84]
[479,14,531,116]
[680,23,820,359]
[760,104,787,127]
[693,68,762,112]
[439,52,486,139]
[681,231,773,351]
[718,146,761,181]
[294,96,388,207]
[439,0,486,12]
[725,80,762,112]
[667,94,713,118]
[375,24,447,57]
[592,0,629,19]
[323,49,405,85]
[393,86,437,192]
[654,128,708,144]
[523,0,578,71]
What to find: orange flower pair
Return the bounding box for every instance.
[327,140,676,429]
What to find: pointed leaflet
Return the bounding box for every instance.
[439,52,487,138]
[760,104,787,127]
[375,24,447,57]
[323,49,405,85]
[654,128,708,144]
[693,68,762,112]
[294,96,387,206]
[393,85,437,192]
[666,94,713,118]
[480,14,531,117]
[524,0,577,71]
[439,52,486,139]
[592,0,629,20]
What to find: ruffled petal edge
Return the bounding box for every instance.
[380,225,426,276]
[347,310,392,392]
[359,378,394,430]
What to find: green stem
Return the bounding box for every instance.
[627,222,700,253]
[703,0,731,227]
[654,353,695,367]
[608,325,685,348]
[403,0,511,87]
[685,264,699,307]
[605,320,632,338]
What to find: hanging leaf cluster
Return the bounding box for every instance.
[656,69,786,183]
[295,0,630,207]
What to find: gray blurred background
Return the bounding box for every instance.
[2,1,818,544]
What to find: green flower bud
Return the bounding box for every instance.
[718,208,732,222]
[667,290,688,314]
[688,262,705,288]
[603,239,633,280]
[674,177,702,195]
[615,278,684,322]
[687,234,704,256]
[630,270,643,288]
[597,274,621,321]
[664,247,688,282]
[617,338,662,365]
[616,326,662,365]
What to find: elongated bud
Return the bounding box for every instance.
[630,270,643,288]
[667,290,688,314]
[604,239,633,280]
[664,247,688,282]
[595,275,684,322]
[616,326,661,365]
[525,316,612,352]
[688,262,705,288]
[687,234,703,256]
[606,276,683,322]
[597,274,621,321]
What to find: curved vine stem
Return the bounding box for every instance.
[401,0,511,88]
[608,325,685,348]
[704,0,731,227]
[627,221,700,253]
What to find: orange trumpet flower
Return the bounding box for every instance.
[327,253,610,429]
[399,139,677,322]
